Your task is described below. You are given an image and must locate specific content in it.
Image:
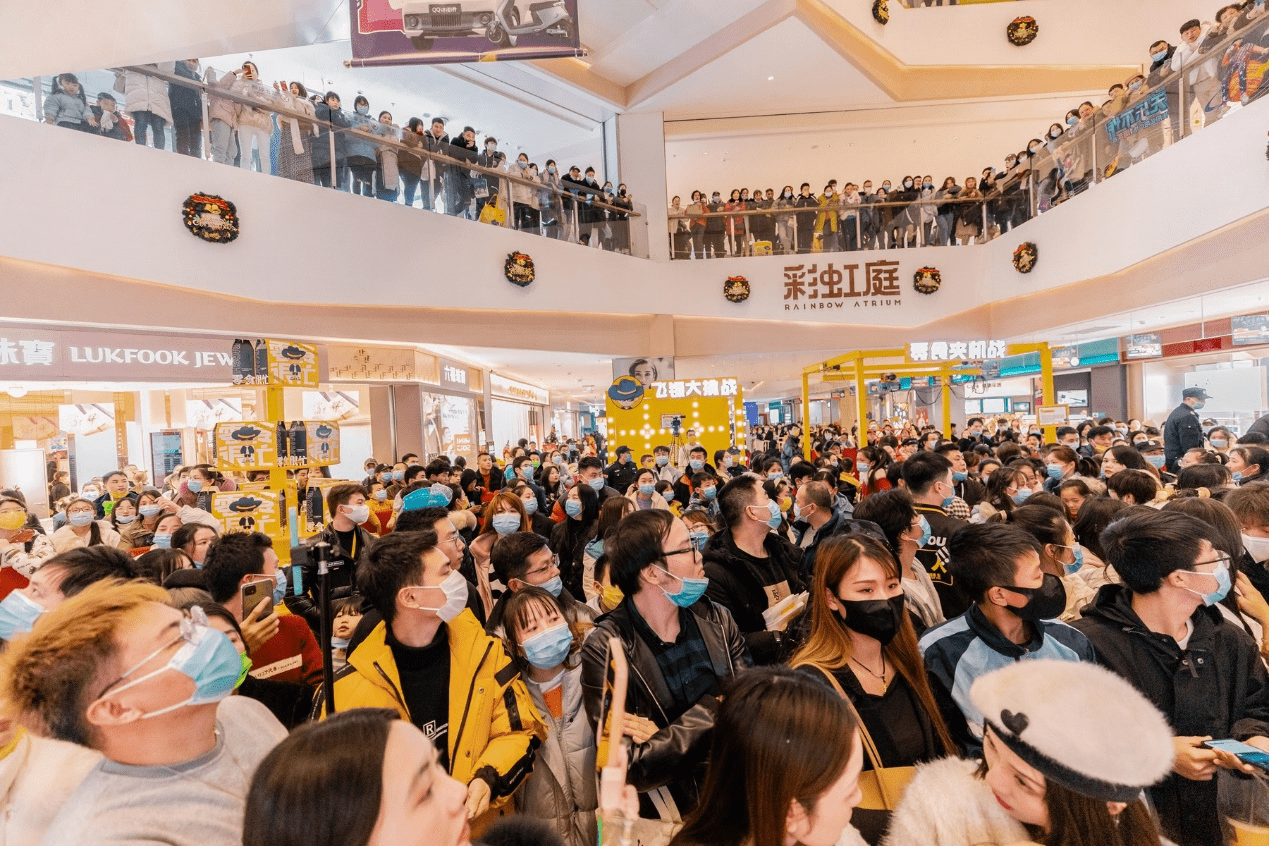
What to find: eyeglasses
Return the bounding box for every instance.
[523,555,561,581]
[663,545,700,561]
[1193,555,1232,569]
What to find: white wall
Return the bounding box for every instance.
[2,95,1269,333]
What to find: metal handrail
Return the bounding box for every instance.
[94,63,640,218]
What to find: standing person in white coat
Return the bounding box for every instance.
[114,63,175,149]
[233,62,273,173]
[501,587,597,846]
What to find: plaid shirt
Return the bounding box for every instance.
[628,604,720,721]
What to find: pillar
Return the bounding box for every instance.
[616,111,670,262]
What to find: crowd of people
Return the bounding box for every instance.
[668,2,1269,258]
[4,381,1269,846]
[37,61,637,249]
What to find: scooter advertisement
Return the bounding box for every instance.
[350,0,581,67]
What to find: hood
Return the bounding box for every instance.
[1081,583,1223,653]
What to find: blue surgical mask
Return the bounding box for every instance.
[1046,464,1065,481]
[689,529,709,551]
[152,533,173,549]
[492,513,520,535]
[689,459,704,471]
[1235,471,1245,484]
[1145,454,1166,469]
[273,568,288,604]
[139,504,162,518]
[540,574,563,598]
[768,470,783,481]
[856,463,869,475]
[638,483,656,496]
[587,477,605,491]
[392,471,405,481]
[103,608,242,719]
[1060,543,1085,575]
[657,566,709,608]
[1182,558,1232,606]
[374,489,387,501]
[757,500,782,529]
[1211,438,1228,448]
[355,104,369,115]
[1067,116,1078,126]
[68,512,95,527]
[332,636,351,651]
[522,498,539,516]
[564,499,583,517]
[521,623,573,670]
[1193,401,1206,410]
[186,479,203,493]
[941,487,956,511]
[1012,489,1032,505]
[0,590,46,639]
[656,455,669,466]
[662,490,675,504]
[1152,50,1169,62]
[115,514,136,524]
[912,515,932,548]
[702,486,717,500]
[952,471,967,483]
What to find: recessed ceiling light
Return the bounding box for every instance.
[768,76,775,81]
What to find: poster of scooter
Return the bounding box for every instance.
[349,0,581,68]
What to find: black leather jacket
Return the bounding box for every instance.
[285,521,372,632]
[580,597,749,819]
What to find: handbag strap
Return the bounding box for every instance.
[809,664,895,807]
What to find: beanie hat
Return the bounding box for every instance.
[970,659,1174,802]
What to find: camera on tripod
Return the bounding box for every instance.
[670,414,684,436]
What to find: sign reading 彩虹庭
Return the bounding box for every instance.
[781,260,903,311]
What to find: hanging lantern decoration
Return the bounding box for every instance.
[1007,16,1039,46]
[182,193,240,243]
[1012,242,1038,274]
[505,251,535,287]
[913,266,942,295]
[724,275,751,303]
[872,0,890,25]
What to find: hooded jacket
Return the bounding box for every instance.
[516,666,598,846]
[323,611,546,815]
[580,597,749,821]
[1074,583,1269,846]
[701,526,806,665]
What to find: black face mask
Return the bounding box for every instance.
[997,574,1066,621]
[836,594,906,646]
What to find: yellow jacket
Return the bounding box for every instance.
[324,609,546,809]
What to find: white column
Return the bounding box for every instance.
[616,111,669,262]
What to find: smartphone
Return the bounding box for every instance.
[1203,739,1269,771]
[240,579,274,619]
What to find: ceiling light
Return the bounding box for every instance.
[6,386,27,398]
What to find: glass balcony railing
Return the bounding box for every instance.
[3,63,648,257]
[896,0,1019,7]
[667,7,1269,258]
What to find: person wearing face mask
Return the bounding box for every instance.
[701,189,727,258]
[789,182,819,254]
[1163,387,1209,472]
[229,61,274,173]
[789,481,848,575]
[2,581,287,846]
[1009,505,1103,623]
[474,136,506,220]
[510,153,540,232]
[852,490,944,630]
[902,453,971,619]
[484,532,595,639]
[700,475,808,665]
[372,110,402,202]
[791,534,957,837]
[326,530,547,830]
[920,523,1095,755]
[1074,509,1269,846]
[289,484,373,632]
[202,532,322,687]
[499,587,597,846]
[580,510,749,822]
[0,492,55,579]
[397,117,428,206]
[53,497,122,553]
[342,95,379,196]
[113,62,176,149]
[772,185,796,255]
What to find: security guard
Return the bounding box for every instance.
[1163,387,1209,472]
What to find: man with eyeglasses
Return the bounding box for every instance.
[580,509,748,822]
[1075,509,1269,846]
[484,532,595,637]
[1,581,285,846]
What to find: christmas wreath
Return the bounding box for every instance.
[872,0,889,25]
[182,194,239,243]
[505,251,535,287]
[1007,16,1038,46]
[1012,242,1038,274]
[724,275,751,303]
[913,266,941,295]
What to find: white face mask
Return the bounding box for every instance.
[1244,532,1269,564]
[403,570,468,622]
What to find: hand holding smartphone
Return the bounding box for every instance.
[240,578,274,620]
[1202,738,1269,773]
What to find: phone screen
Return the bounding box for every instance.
[1204,739,1269,770]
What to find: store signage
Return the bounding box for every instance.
[1124,334,1162,360]
[438,358,470,389]
[782,261,903,311]
[1232,315,1269,347]
[490,374,549,405]
[651,378,739,399]
[0,327,259,382]
[908,340,1007,362]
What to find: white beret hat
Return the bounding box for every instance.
[970,659,1174,802]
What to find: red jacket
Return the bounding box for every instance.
[250,614,323,686]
